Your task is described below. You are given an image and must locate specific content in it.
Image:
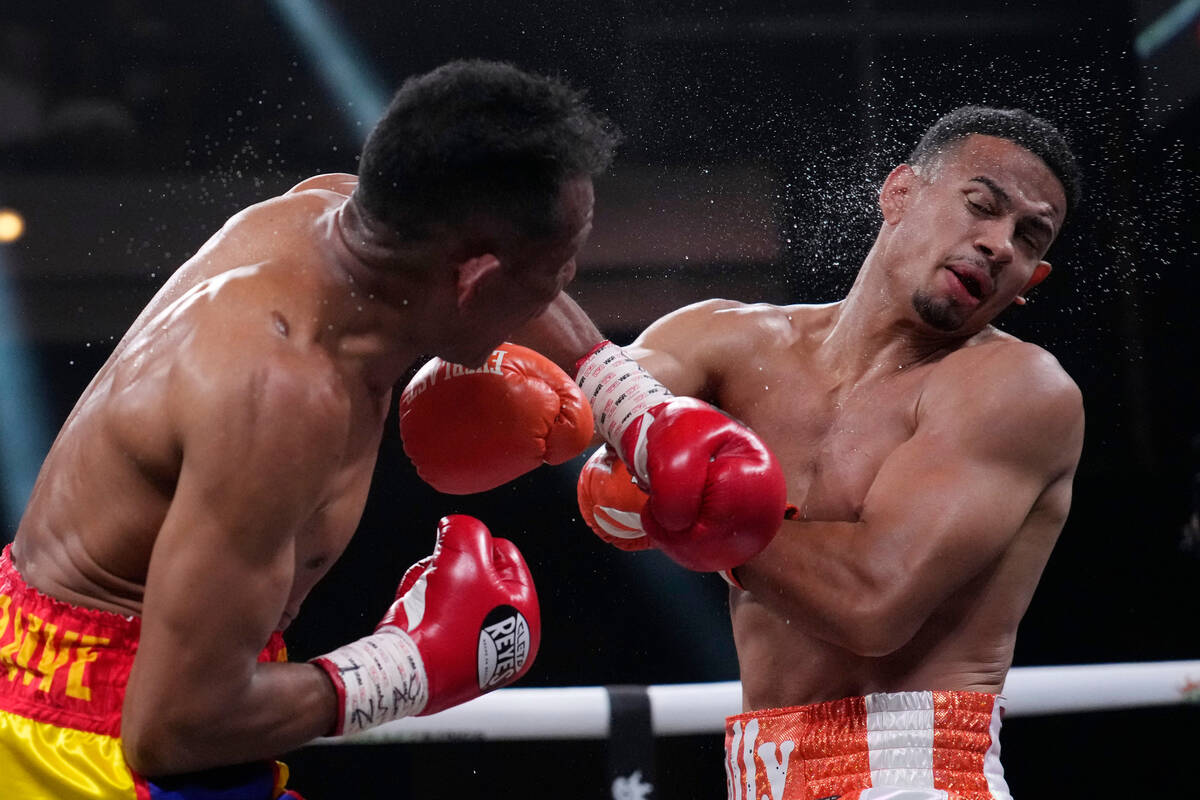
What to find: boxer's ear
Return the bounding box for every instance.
[455,254,502,308]
[1022,261,1052,294]
[879,164,917,224]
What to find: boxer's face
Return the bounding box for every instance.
[449,177,594,366]
[509,176,594,312]
[884,135,1066,334]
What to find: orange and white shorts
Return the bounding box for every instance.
[725,691,1012,800]
[0,544,298,799]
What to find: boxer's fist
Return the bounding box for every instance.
[313,516,540,734]
[382,515,540,717]
[399,344,594,494]
[577,444,652,552]
[622,398,787,572]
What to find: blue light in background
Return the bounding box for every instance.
[1135,0,1200,59]
[0,245,53,542]
[267,0,390,139]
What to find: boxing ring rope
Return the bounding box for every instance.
[315,659,1200,745]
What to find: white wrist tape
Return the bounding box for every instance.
[319,628,429,735]
[575,341,673,465]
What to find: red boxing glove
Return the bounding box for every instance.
[575,342,787,572]
[399,343,594,495]
[576,444,651,552]
[627,397,787,571]
[312,516,540,735]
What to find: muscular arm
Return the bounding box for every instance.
[738,343,1084,656]
[510,292,748,390]
[622,299,746,399]
[122,346,344,774]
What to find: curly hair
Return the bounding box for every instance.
[356,60,620,243]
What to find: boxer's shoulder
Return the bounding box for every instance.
[284,172,358,197]
[144,286,349,432]
[639,299,802,361]
[165,329,352,473]
[662,297,800,329]
[214,175,353,246]
[935,336,1077,399]
[920,339,1083,457]
[695,300,842,348]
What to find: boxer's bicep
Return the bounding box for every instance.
[625,299,745,399]
[854,348,1083,642]
[124,356,346,771]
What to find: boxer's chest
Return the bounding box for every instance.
[718,358,929,523]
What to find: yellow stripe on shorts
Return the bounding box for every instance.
[0,707,138,800]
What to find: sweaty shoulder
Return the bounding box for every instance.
[630,299,804,398]
[246,173,355,222]
[175,175,356,286]
[938,337,1078,397]
[164,275,351,463]
[285,172,358,197]
[924,339,1084,473]
[636,298,802,359]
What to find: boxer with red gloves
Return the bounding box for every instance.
[573,341,788,573]
[2,60,617,797]
[313,516,539,735]
[399,343,593,494]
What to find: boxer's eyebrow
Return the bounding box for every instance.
[970,176,1010,207]
[971,175,1057,242]
[1021,215,1056,246]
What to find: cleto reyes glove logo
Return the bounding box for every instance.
[476,605,530,690]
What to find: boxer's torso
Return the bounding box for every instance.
[13,176,396,629]
[706,301,1067,710]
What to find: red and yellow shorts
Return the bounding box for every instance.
[0,544,299,799]
[725,690,1012,800]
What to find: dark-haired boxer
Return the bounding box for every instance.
[0,59,617,799]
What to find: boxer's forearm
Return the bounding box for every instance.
[736,518,911,656]
[122,661,337,776]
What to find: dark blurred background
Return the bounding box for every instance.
[1,1,1198,797]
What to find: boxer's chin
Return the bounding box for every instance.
[912,290,968,332]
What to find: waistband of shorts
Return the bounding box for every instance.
[725,690,1009,800]
[1,544,288,738]
[1,544,144,642]
[726,689,1003,729]
[1,544,143,735]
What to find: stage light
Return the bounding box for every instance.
[267,0,389,140]
[0,208,25,244]
[1135,0,1200,58]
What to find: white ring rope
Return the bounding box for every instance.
[315,659,1200,745]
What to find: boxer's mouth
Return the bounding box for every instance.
[947,262,992,301]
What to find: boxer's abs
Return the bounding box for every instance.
[731,590,1013,711]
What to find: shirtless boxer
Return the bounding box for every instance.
[569,107,1085,799]
[0,60,618,799]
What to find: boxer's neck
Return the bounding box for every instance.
[823,255,975,378]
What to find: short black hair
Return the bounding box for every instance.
[356,60,620,242]
[908,106,1082,216]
